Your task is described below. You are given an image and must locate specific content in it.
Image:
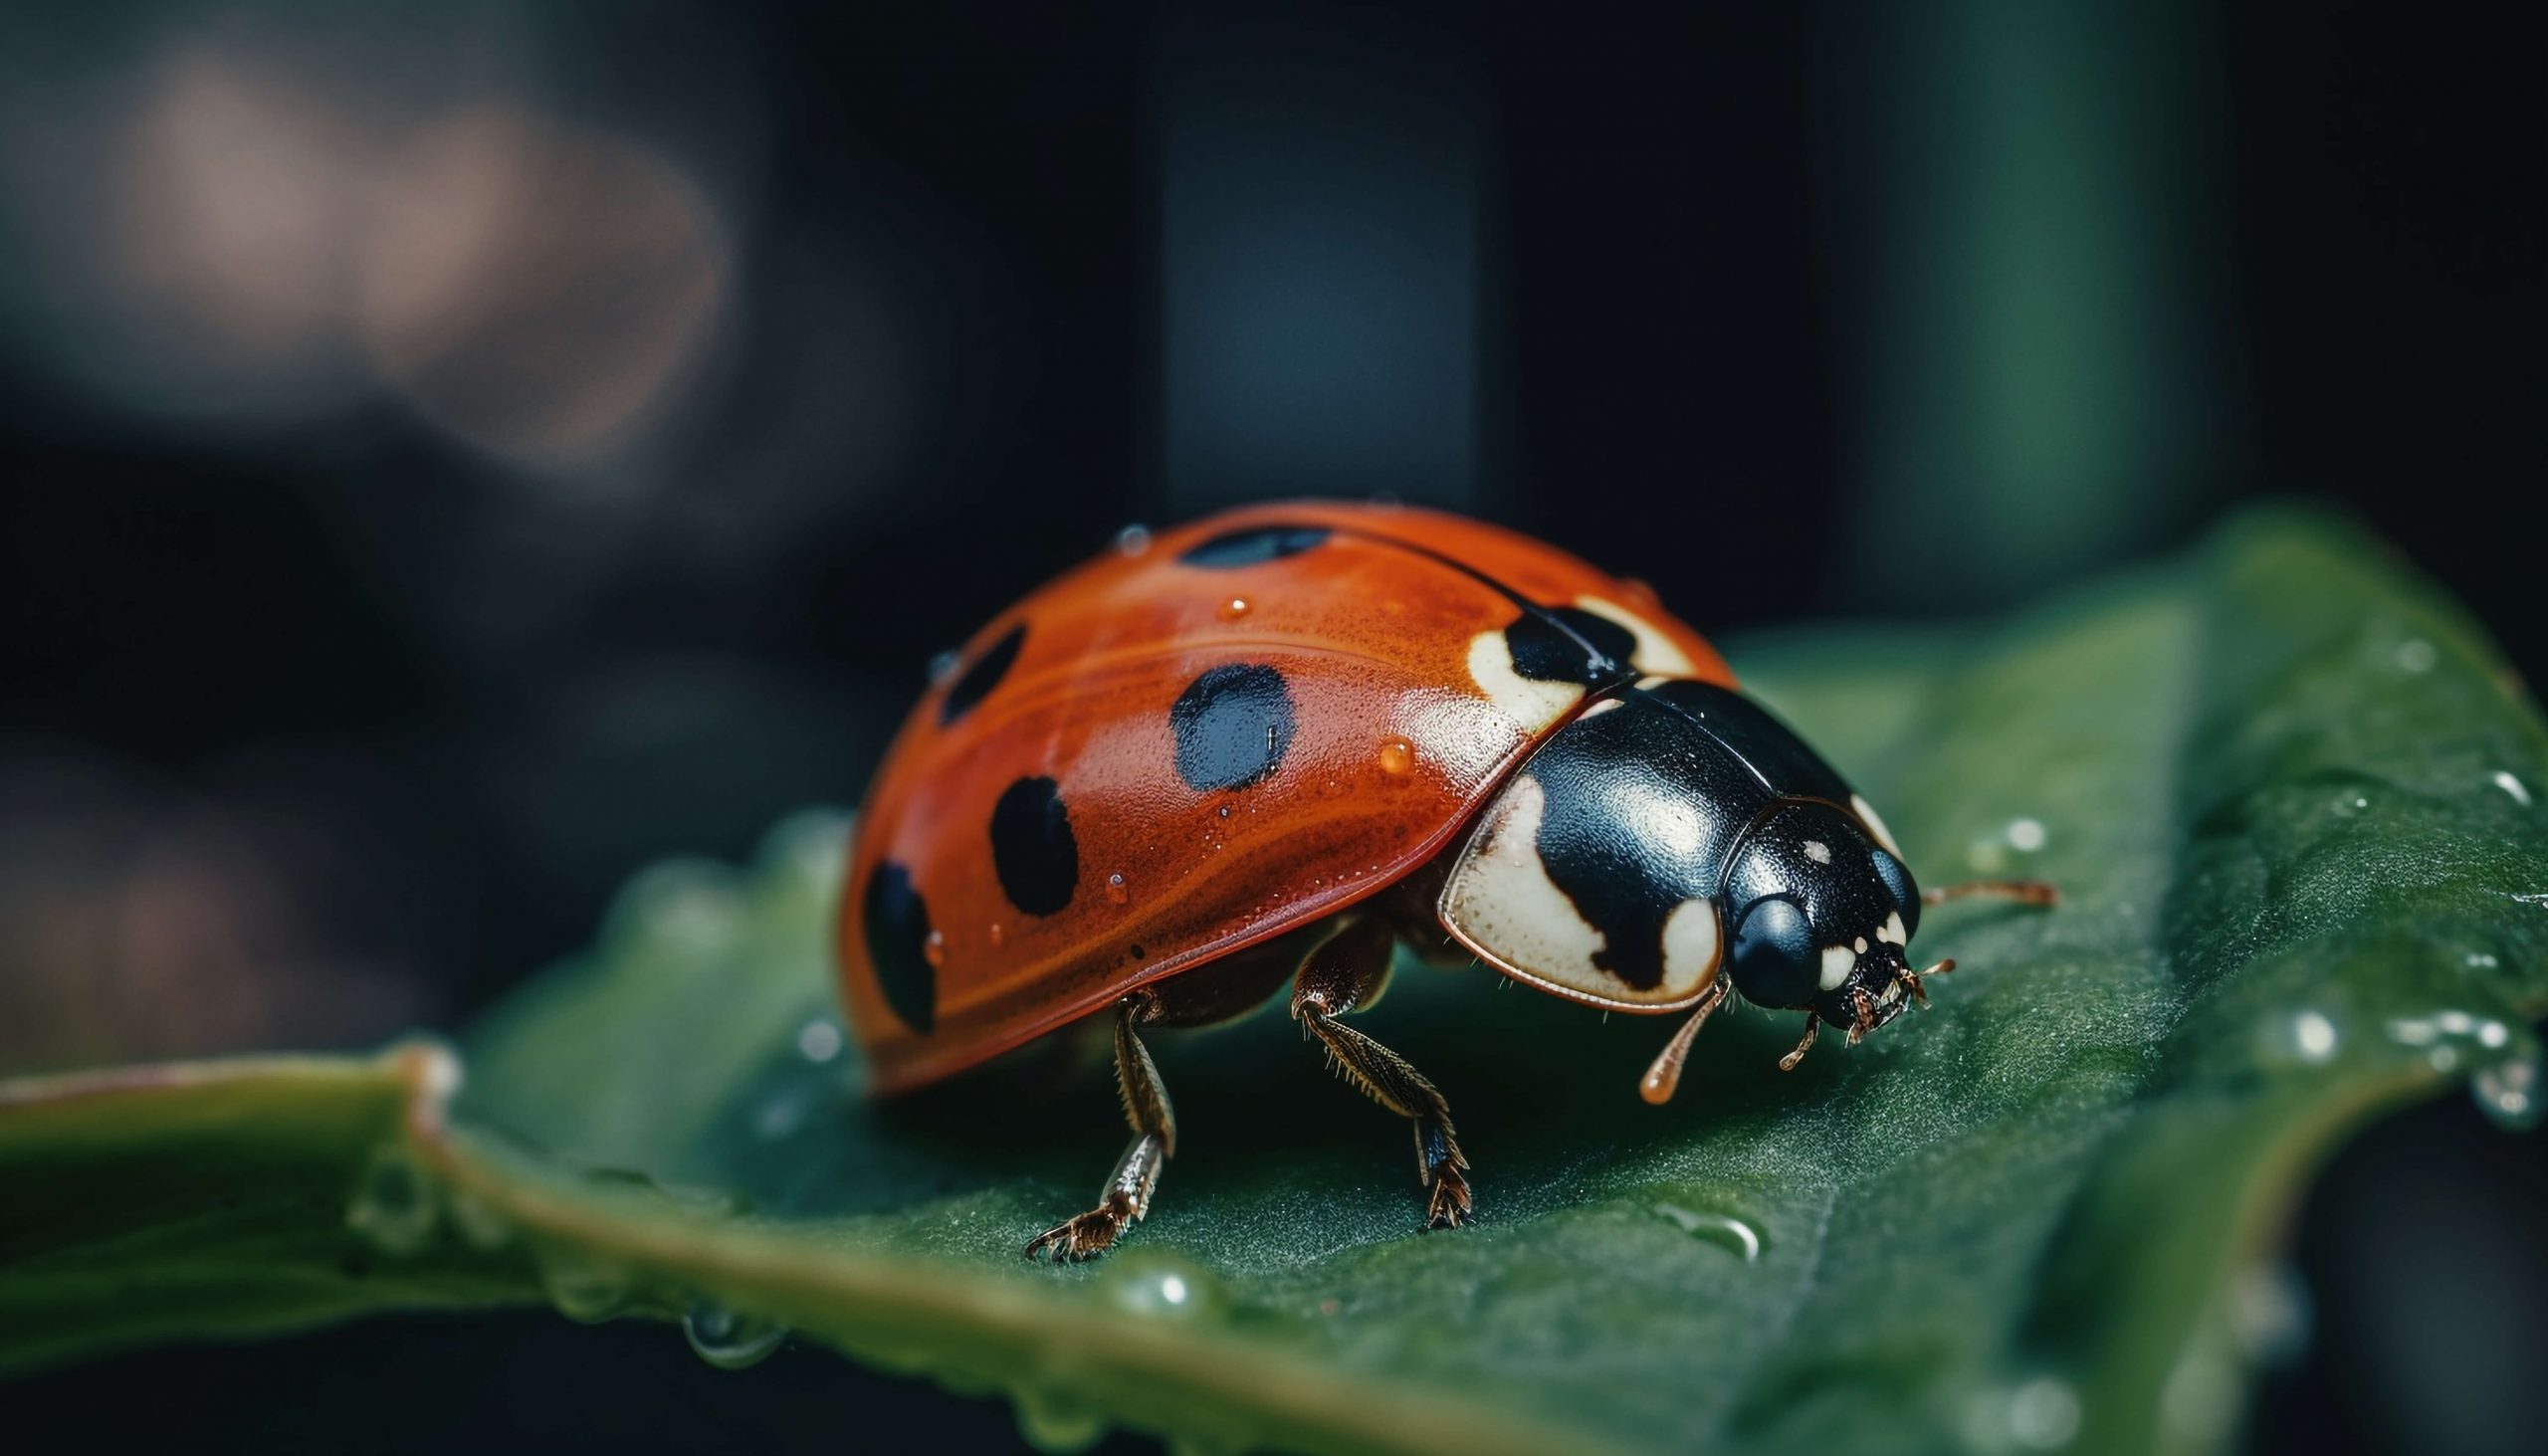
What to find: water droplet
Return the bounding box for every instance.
[987,921,1006,948]
[446,1191,513,1250]
[2474,1049,2541,1130]
[1114,524,1152,556]
[923,929,947,968]
[1652,1203,1762,1262]
[683,1298,786,1370]
[2160,1347,2238,1449]
[2230,1264,2312,1366]
[2395,638,2438,674]
[1102,1252,1226,1321]
[796,1019,843,1063]
[2006,817,2047,852]
[346,1148,437,1255]
[2467,950,2501,969]
[1216,595,1251,620]
[2288,1009,2339,1064]
[1215,804,1231,819]
[1106,873,1130,906]
[539,1249,632,1324]
[2492,769,2533,807]
[1378,736,1414,775]
[754,1093,808,1141]
[1014,1385,1109,1452]
[2006,1375,2082,1450]
[927,648,961,685]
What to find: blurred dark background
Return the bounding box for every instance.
[2,2,2539,1452]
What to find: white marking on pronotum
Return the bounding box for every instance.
[1852,793,1904,858]
[1580,697,1627,720]
[1818,943,1856,991]
[1656,898,1723,1000]
[1465,630,1585,730]
[1441,774,1608,986]
[1805,839,1831,865]
[1576,595,1698,677]
[1877,911,1907,946]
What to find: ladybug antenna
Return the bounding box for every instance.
[1895,955,1956,1008]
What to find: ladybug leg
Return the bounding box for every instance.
[1290,915,1473,1231]
[1025,995,1175,1262]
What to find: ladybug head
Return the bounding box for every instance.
[1720,800,1933,1042]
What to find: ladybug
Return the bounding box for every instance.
[838,501,2051,1260]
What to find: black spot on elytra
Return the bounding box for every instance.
[1505,606,1639,687]
[1170,663,1296,792]
[939,623,1025,727]
[862,863,937,1032]
[989,775,1079,916]
[1178,524,1331,568]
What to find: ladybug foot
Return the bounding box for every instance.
[1024,1203,1135,1262]
[1424,1161,1474,1230]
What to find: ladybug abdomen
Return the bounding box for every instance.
[839,503,1734,1094]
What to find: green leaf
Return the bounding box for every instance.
[5,508,2543,1456]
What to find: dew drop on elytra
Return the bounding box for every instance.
[1106,872,1130,906]
[1378,736,1414,775]
[1114,524,1152,556]
[927,649,960,685]
[683,1298,786,1370]
[923,930,947,967]
[986,921,1006,948]
[1217,596,1251,620]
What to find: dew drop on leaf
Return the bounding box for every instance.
[1014,1383,1110,1453]
[2473,1047,2542,1131]
[445,1191,513,1250]
[538,1249,633,1325]
[345,1148,437,1256]
[1652,1203,1762,1262]
[2280,1008,2340,1065]
[2229,1263,2313,1367]
[2005,1374,2082,1450]
[683,1298,786,1370]
[1101,1252,1225,1321]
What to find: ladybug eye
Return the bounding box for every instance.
[1871,847,1921,938]
[1729,895,1818,1008]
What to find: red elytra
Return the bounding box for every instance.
[836,500,1732,1096]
